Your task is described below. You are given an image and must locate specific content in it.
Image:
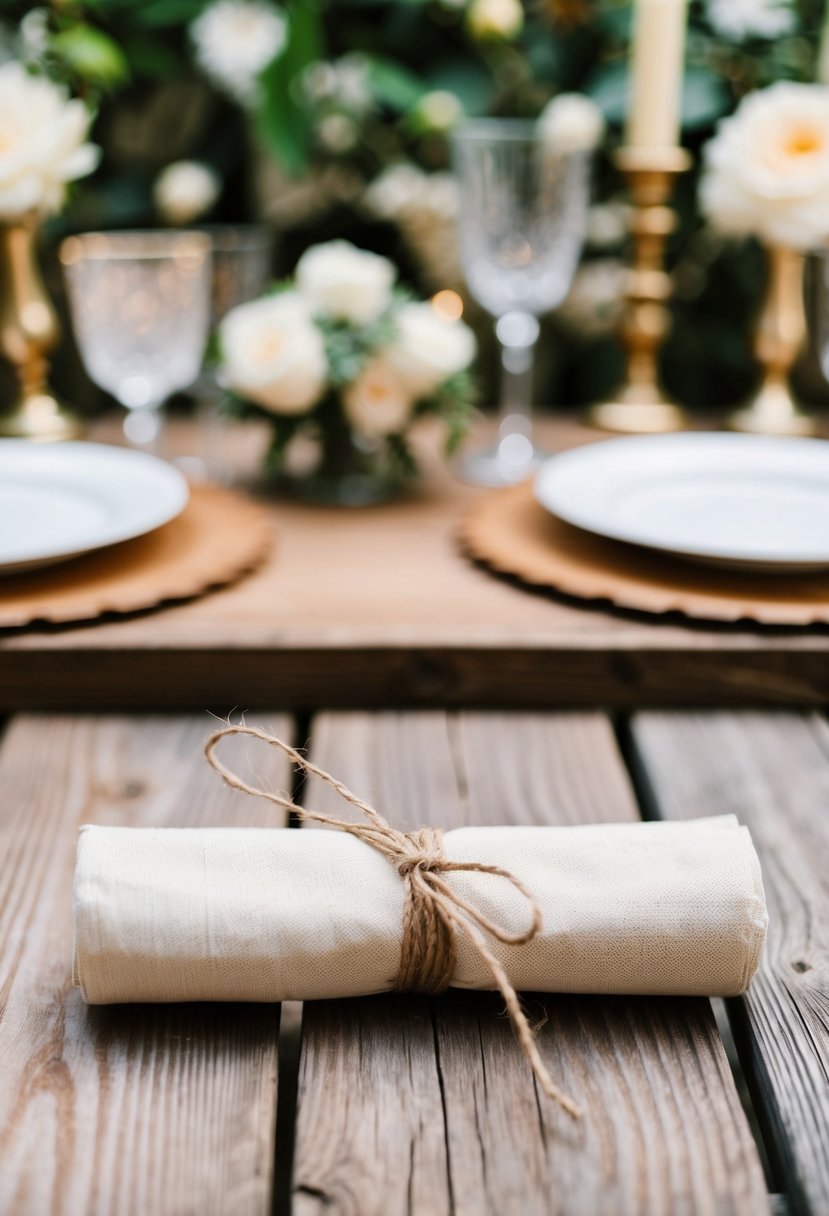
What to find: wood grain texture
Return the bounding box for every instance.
[292,711,769,1216]
[0,713,292,1216]
[2,418,828,711]
[628,711,829,1216]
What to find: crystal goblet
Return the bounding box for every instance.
[60,230,212,450]
[190,225,273,480]
[452,119,589,485]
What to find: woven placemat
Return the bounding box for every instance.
[459,480,829,626]
[0,482,272,628]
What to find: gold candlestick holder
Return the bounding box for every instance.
[0,214,82,441]
[728,244,814,436]
[588,145,692,434]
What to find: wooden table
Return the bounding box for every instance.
[1,419,828,1214]
[2,418,829,711]
[2,707,828,1215]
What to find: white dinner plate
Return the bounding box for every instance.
[0,441,189,575]
[534,433,829,573]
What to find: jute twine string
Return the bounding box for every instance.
[205,724,582,1119]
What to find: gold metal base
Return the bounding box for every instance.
[727,247,815,437]
[728,390,815,438]
[585,145,692,437]
[588,397,685,434]
[0,392,84,441]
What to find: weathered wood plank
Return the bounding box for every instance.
[0,713,292,1216]
[292,712,769,1216]
[2,419,829,712]
[629,711,829,1216]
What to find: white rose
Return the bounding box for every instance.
[700,82,829,251]
[154,161,221,225]
[387,302,476,397]
[191,0,286,106]
[706,0,794,42]
[414,90,464,134]
[342,357,414,437]
[219,292,327,414]
[0,61,99,220]
[538,93,605,154]
[296,239,396,324]
[466,0,524,40]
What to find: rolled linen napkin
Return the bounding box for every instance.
[74,816,766,1004]
[72,727,768,1119]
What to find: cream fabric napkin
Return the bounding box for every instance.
[73,815,767,1005]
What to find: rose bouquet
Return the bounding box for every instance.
[219,239,477,503]
[700,82,829,253]
[699,82,829,433]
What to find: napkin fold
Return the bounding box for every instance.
[73,815,767,1005]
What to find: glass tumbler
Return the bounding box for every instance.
[60,229,212,450]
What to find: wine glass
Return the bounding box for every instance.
[189,225,273,480]
[60,230,212,450]
[452,119,590,485]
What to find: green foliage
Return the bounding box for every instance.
[257,0,323,175]
[419,369,478,455]
[51,23,130,87]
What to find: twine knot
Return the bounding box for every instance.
[204,724,582,1119]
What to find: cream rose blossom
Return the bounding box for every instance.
[700,82,829,251]
[387,302,476,397]
[0,62,99,220]
[538,93,606,154]
[343,357,414,437]
[220,293,327,414]
[296,239,396,324]
[466,0,524,41]
[154,161,221,225]
[191,0,286,106]
[706,0,793,42]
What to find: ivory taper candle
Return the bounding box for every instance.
[626,0,688,148]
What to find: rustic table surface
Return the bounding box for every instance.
[1,418,827,1215]
[2,417,828,711]
[1,708,827,1216]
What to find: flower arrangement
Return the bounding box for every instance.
[219,240,477,502]
[700,81,829,251]
[0,61,98,221]
[2,0,829,414]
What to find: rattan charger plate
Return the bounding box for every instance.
[459,480,829,626]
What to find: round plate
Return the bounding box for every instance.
[534,434,829,573]
[0,441,189,575]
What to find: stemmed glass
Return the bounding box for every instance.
[60,230,212,450]
[452,120,590,485]
[191,225,273,480]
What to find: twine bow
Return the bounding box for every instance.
[205,724,581,1119]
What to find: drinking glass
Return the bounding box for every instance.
[60,230,212,449]
[204,225,273,327]
[452,120,589,484]
[189,225,273,481]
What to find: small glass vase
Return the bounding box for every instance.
[272,427,407,507]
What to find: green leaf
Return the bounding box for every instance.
[257,0,324,176]
[134,0,208,27]
[425,58,494,116]
[52,24,130,87]
[123,35,184,80]
[584,61,729,131]
[365,55,427,111]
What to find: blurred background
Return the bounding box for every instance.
[2,0,828,419]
